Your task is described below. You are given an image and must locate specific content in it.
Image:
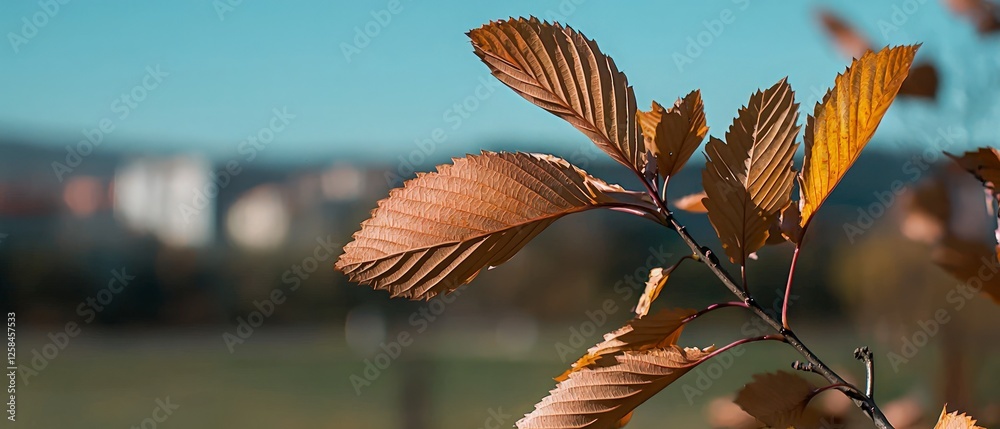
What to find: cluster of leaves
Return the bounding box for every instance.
[336,16,990,429]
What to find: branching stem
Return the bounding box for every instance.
[633,174,895,429]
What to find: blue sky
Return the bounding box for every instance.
[0,0,989,163]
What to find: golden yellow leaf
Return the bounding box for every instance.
[933,405,987,429]
[703,78,800,265]
[557,308,696,381]
[335,152,656,300]
[519,345,714,429]
[799,45,919,228]
[948,147,1000,192]
[637,90,708,180]
[734,371,816,429]
[672,191,708,213]
[635,267,671,317]
[468,17,645,174]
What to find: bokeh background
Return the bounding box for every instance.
[2,1,1000,428]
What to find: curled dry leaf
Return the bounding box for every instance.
[933,405,987,429]
[948,147,1000,192]
[336,152,656,300]
[469,17,645,174]
[799,45,919,229]
[519,345,714,429]
[673,191,709,213]
[637,90,709,181]
[557,308,696,381]
[635,267,670,317]
[734,371,817,429]
[703,78,800,265]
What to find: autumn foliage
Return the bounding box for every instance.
[337,16,993,429]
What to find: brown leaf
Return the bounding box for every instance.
[558,308,696,381]
[673,191,708,213]
[637,90,709,180]
[635,267,670,317]
[898,62,939,100]
[933,405,987,429]
[734,371,817,429]
[780,203,803,244]
[469,17,645,174]
[948,147,1000,192]
[943,0,1000,34]
[703,78,801,265]
[816,8,872,59]
[799,45,919,229]
[519,345,714,429]
[933,236,1000,305]
[336,152,656,300]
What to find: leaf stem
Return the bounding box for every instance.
[741,265,748,294]
[809,383,865,402]
[681,301,748,324]
[653,210,893,428]
[635,169,893,427]
[782,244,802,329]
[688,334,785,367]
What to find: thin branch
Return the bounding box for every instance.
[633,170,894,427]
[686,334,786,367]
[782,244,802,329]
[632,181,894,428]
[682,301,748,324]
[809,383,866,402]
[855,346,875,399]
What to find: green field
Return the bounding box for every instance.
[10,323,995,428]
